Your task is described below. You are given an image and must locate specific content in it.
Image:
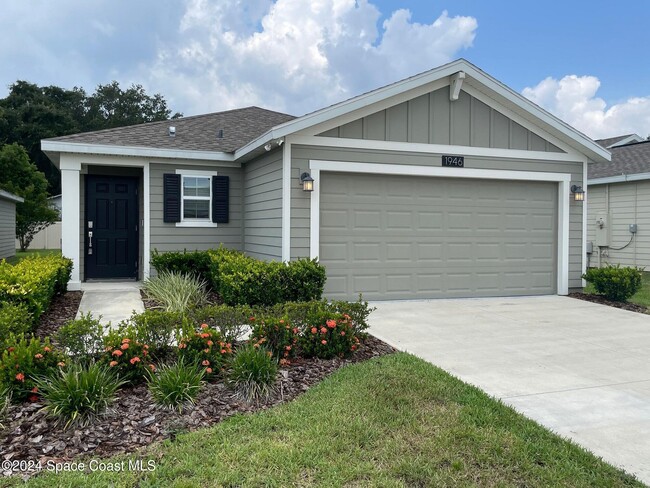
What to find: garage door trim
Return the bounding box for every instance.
[308,159,571,295]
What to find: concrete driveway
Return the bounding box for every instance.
[369,295,650,484]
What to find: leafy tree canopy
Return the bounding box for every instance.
[0,143,58,251]
[0,81,182,194]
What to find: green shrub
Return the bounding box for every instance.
[250,317,298,361]
[147,359,204,412]
[0,255,72,327]
[124,310,182,360]
[0,334,67,402]
[0,387,10,429]
[101,328,155,383]
[178,324,232,378]
[583,265,643,302]
[187,304,252,343]
[299,312,359,359]
[35,363,125,428]
[143,271,209,312]
[228,344,278,404]
[0,302,32,340]
[55,313,105,359]
[213,250,325,306]
[150,249,213,282]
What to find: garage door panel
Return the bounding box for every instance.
[320,172,557,300]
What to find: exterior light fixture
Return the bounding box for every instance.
[300,172,314,192]
[571,185,585,202]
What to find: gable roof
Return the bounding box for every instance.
[589,140,650,182]
[42,59,610,165]
[45,107,295,154]
[595,134,645,149]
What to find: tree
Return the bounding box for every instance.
[0,143,58,251]
[0,81,181,194]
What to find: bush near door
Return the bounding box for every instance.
[583,265,643,302]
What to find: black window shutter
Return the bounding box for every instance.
[163,174,181,223]
[212,175,229,224]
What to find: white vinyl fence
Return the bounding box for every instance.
[15,222,62,250]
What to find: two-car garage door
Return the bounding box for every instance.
[319,172,558,300]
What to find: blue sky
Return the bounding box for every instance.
[1,0,649,139]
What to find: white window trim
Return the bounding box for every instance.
[174,169,219,228]
[308,159,571,296]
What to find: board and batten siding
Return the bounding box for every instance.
[318,88,564,153]
[290,145,585,289]
[0,198,17,259]
[150,162,243,254]
[587,181,650,268]
[243,149,283,260]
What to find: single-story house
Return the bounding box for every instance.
[41,59,609,300]
[588,135,650,268]
[0,189,24,260]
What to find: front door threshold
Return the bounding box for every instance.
[81,281,141,292]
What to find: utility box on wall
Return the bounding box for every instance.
[595,212,609,247]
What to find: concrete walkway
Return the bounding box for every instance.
[77,281,144,326]
[369,296,650,484]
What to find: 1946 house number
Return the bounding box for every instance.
[442,155,464,167]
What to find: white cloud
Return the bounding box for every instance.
[142,0,477,115]
[523,75,650,140]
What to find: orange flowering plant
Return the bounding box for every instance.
[178,324,232,378]
[101,328,154,383]
[0,334,66,402]
[299,312,359,359]
[249,316,298,361]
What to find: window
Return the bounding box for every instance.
[165,170,228,227]
[182,175,211,220]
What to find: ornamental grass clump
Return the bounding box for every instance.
[147,359,204,412]
[228,344,278,405]
[143,271,209,312]
[34,363,125,429]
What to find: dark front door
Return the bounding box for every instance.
[86,175,139,279]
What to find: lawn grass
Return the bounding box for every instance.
[585,271,650,308]
[5,353,641,488]
[5,249,61,265]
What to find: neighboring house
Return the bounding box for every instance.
[48,194,62,219]
[588,136,650,268]
[0,189,24,260]
[14,194,63,250]
[41,59,609,300]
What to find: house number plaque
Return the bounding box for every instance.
[441,155,464,167]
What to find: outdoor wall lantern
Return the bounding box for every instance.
[571,185,585,202]
[300,172,314,192]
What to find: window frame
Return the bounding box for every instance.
[174,169,219,228]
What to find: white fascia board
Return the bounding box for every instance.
[41,140,235,163]
[588,172,650,185]
[0,189,24,203]
[608,134,644,148]
[460,65,610,163]
[291,135,585,163]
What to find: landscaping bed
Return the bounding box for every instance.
[0,336,394,479]
[569,291,649,314]
[33,291,83,340]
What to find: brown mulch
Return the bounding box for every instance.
[0,336,395,478]
[34,291,83,340]
[569,292,649,314]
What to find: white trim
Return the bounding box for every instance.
[42,140,235,163]
[174,169,218,227]
[234,59,609,164]
[449,71,465,101]
[60,159,81,290]
[606,134,644,148]
[581,158,588,287]
[308,159,571,296]
[0,189,23,203]
[588,172,650,185]
[143,162,151,280]
[290,135,584,163]
[281,140,292,261]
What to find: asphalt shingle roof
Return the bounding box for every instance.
[46,107,296,153]
[589,140,650,179]
[594,134,636,149]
